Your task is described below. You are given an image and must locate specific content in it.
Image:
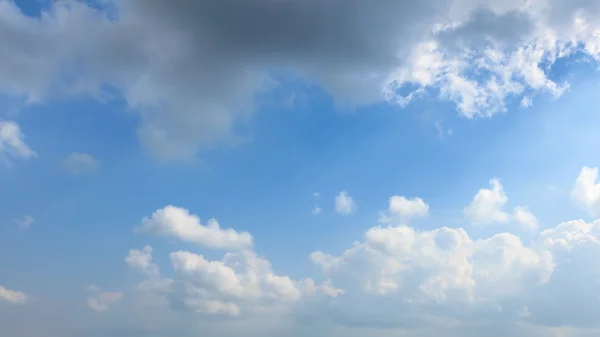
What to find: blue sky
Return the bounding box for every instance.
[4,1,600,336]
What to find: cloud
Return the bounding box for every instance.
[125,245,160,278]
[87,293,124,312]
[0,120,36,166]
[380,196,429,223]
[135,205,253,250]
[0,285,26,304]
[312,207,322,215]
[335,191,356,215]
[59,152,99,175]
[571,166,600,215]
[464,179,538,229]
[14,215,34,231]
[4,0,600,160]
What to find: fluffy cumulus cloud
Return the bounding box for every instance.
[127,207,341,319]
[464,178,538,230]
[0,285,26,304]
[335,191,356,215]
[135,205,253,250]
[119,190,600,335]
[5,0,600,160]
[572,166,600,215]
[380,196,430,223]
[0,120,36,166]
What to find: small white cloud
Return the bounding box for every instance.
[125,245,159,278]
[0,121,36,166]
[87,291,124,312]
[0,285,27,304]
[135,206,253,250]
[380,196,429,223]
[464,179,538,230]
[571,166,600,215]
[313,192,320,198]
[59,152,99,175]
[520,96,533,108]
[312,206,322,215]
[14,215,34,231]
[335,191,356,215]
[464,179,510,225]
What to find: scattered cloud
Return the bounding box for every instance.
[86,286,123,312]
[571,166,600,215]
[0,121,36,166]
[464,178,538,229]
[59,152,99,175]
[14,215,34,231]
[0,285,26,304]
[312,207,322,215]
[380,195,429,223]
[134,205,253,250]
[335,191,356,215]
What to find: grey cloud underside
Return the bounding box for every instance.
[5,0,600,159]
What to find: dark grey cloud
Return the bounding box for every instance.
[5,0,597,160]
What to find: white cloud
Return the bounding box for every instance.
[127,245,337,317]
[14,215,34,231]
[312,207,322,215]
[135,205,253,250]
[463,178,511,225]
[464,179,538,229]
[0,285,26,304]
[87,292,124,312]
[513,206,539,231]
[125,245,159,278]
[571,166,600,215]
[335,191,356,215]
[59,152,99,175]
[0,120,36,166]
[380,196,429,223]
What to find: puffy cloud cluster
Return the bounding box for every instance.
[76,168,600,334]
[4,0,600,160]
[127,206,340,318]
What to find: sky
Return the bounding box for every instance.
[4,0,600,336]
